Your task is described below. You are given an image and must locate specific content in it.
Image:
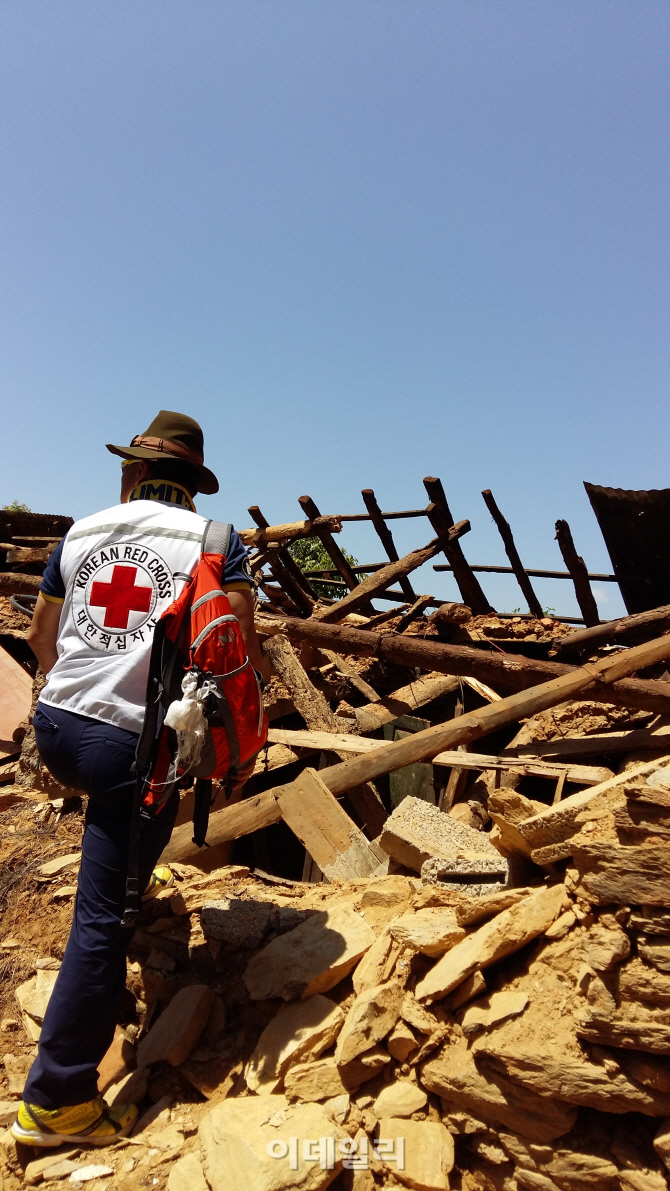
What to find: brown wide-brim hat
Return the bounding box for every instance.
[106,410,219,495]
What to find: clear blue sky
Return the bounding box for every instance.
[2,2,668,619]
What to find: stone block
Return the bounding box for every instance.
[421,856,508,897]
[376,1118,454,1191]
[137,984,214,1068]
[389,909,466,958]
[200,1093,346,1191]
[373,1082,427,1118]
[335,981,403,1065]
[245,995,344,1093]
[201,899,274,949]
[244,903,375,1001]
[284,1057,348,1102]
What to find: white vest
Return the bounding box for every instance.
[40,501,208,732]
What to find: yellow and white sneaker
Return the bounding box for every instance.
[141,864,174,902]
[11,1097,137,1147]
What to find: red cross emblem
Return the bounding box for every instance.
[89,565,153,629]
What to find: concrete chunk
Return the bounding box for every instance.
[379,797,502,874]
[244,903,375,1001]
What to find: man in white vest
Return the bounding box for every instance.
[13,412,267,1147]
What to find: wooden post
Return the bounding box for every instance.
[423,477,494,614]
[552,603,670,660]
[248,505,316,617]
[396,594,434,633]
[313,537,455,624]
[361,489,416,602]
[254,613,670,718]
[439,695,468,812]
[481,489,544,619]
[299,495,359,592]
[555,520,600,628]
[262,634,343,732]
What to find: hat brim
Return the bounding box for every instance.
[106,443,219,495]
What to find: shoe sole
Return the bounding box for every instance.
[11,1118,134,1147]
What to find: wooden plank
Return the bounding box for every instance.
[299,495,359,592]
[553,603,670,659]
[433,563,618,582]
[254,613,670,718]
[161,789,282,865]
[555,519,600,627]
[424,476,494,614]
[263,634,342,732]
[277,767,380,880]
[361,489,416,602]
[265,728,612,784]
[0,645,32,757]
[481,489,543,619]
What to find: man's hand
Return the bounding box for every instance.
[27,594,62,674]
[225,589,272,684]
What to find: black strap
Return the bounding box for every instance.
[121,773,145,926]
[202,519,232,558]
[192,778,213,847]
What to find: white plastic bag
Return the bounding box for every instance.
[164,670,217,772]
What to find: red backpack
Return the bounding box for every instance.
[123,521,268,921]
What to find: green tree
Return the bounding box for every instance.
[288,537,363,600]
[2,500,31,513]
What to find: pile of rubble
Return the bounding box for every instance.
[4,501,670,1191]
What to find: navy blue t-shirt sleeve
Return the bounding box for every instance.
[222,528,253,590]
[39,537,66,603]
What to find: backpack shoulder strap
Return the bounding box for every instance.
[201,519,232,558]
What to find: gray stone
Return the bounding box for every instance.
[379,797,503,874]
[421,855,508,898]
[201,899,274,949]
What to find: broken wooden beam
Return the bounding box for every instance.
[248,505,316,616]
[277,768,380,880]
[313,536,463,624]
[361,488,416,602]
[317,630,670,797]
[481,489,544,619]
[424,476,494,615]
[263,634,343,732]
[353,673,461,731]
[255,613,670,717]
[165,631,670,864]
[509,725,670,761]
[552,603,670,659]
[0,573,42,595]
[299,495,359,592]
[237,516,343,548]
[555,519,600,627]
[396,594,434,633]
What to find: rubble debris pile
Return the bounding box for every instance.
[4,481,670,1191]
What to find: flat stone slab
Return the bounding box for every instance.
[201,899,274,949]
[244,902,375,1001]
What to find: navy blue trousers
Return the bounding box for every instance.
[23,702,178,1109]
